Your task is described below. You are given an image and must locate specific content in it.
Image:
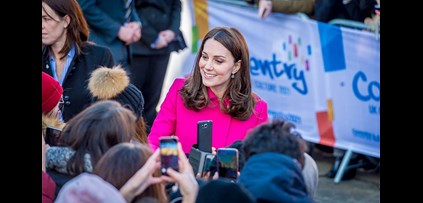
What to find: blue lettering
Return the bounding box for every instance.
[352,128,380,143]
[352,71,380,102]
[271,54,283,78]
[250,54,308,95]
[292,68,307,95]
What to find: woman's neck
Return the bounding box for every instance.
[51,42,66,59]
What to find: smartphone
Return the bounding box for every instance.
[197,120,212,153]
[45,127,62,146]
[159,136,179,175]
[201,153,216,178]
[217,148,239,182]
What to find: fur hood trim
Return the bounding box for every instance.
[42,114,65,130]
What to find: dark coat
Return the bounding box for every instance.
[42,42,114,122]
[239,152,314,203]
[78,0,141,65]
[131,0,187,55]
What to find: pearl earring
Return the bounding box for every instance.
[231,73,235,79]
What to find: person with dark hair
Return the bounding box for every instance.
[239,119,314,202]
[94,142,167,203]
[42,0,114,122]
[45,100,137,197]
[196,179,255,203]
[148,26,269,154]
[88,65,148,144]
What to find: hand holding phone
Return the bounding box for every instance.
[201,154,216,178]
[217,148,239,182]
[159,136,179,175]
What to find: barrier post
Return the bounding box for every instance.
[334,149,353,183]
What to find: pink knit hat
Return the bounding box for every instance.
[55,173,126,203]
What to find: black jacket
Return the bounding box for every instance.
[78,0,141,65]
[42,42,114,121]
[132,0,187,55]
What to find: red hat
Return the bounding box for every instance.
[42,72,63,114]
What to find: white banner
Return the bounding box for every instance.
[188,0,380,158]
[321,24,380,157]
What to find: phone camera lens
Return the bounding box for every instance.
[203,124,207,128]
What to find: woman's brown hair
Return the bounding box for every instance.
[94,143,167,203]
[60,100,136,175]
[179,26,256,120]
[42,0,89,59]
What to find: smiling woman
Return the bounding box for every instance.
[41,0,115,122]
[148,26,269,154]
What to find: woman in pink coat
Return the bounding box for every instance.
[148,26,269,154]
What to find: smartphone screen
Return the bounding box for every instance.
[197,120,212,153]
[217,148,239,181]
[201,154,216,177]
[45,127,62,146]
[159,136,179,175]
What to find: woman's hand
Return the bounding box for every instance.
[163,143,199,203]
[120,149,165,202]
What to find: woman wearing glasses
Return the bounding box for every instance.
[42,0,114,122]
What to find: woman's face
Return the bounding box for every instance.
[199,38,240,99]
[42,2,67,46]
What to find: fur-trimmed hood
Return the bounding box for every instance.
[42,114,65,130]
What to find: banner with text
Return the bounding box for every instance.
[189,0,380,157]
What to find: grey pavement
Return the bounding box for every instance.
[311,147,380,203]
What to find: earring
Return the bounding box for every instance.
[231,73,235,79]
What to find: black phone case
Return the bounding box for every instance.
[197,120,212,153]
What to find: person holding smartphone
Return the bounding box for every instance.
[238,119,314,202]
[148,26,269,154]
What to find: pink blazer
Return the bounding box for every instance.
[148,78,269,154]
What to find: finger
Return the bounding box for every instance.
[213,171,219,180]
[151,148,160,160]
[161,175,175,183]
[177,143,188,162]
[166,168,181,182]
[258,4,265,18]
[149,177,165,185]
[144,149,161,170]
[203,172,210,180]
[264,7,271,18]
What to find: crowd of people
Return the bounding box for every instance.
[41,0,380,202]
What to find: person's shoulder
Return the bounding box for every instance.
[171,77,187,89]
